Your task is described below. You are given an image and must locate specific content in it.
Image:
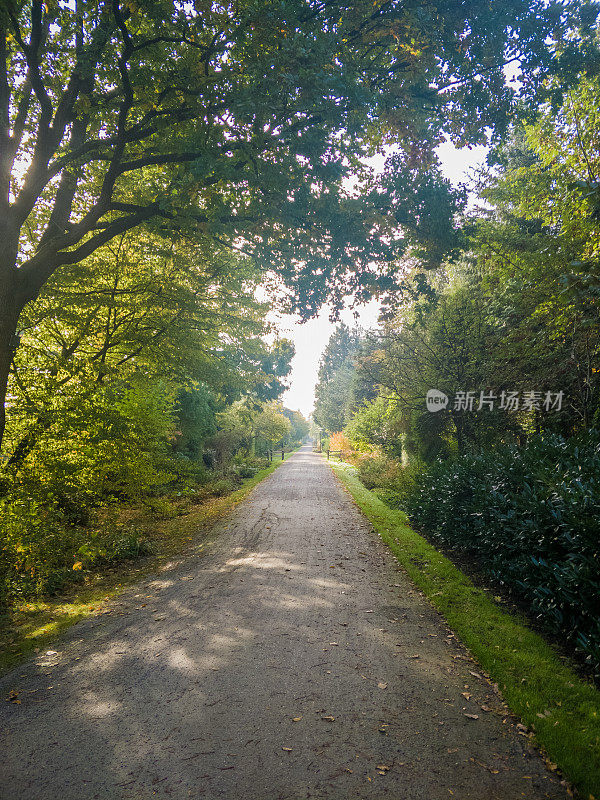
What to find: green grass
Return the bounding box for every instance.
[0,453,294,677]
[329,458,600,799]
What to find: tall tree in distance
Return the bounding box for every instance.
[314,324,362,432]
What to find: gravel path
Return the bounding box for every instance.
[1,445,567,799]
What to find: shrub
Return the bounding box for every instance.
[357,454,402,490]
[0,496,152,606]
[143,497,179,518]
[403,430,600,674]
[234,464,258,479]
[209,478,236,497]
[328,431,353,460]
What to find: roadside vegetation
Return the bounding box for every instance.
[0,453,295,677]
[330,459,600,799]
[312,61,600,795]
[2,0,600,791]
[313,66,600,682]
[0,370,308,613]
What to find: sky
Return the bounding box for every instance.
[276,142,489,418]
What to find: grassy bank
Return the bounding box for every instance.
[329,458,600,799]
[0,453,294,677]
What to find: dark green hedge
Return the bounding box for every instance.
[405,431,600,675]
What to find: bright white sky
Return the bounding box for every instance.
[275,141,488,418]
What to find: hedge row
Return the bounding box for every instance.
[405,431,600,675]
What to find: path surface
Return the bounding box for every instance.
[1,445,567,800]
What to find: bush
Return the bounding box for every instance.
[0,495,152,606]
[357,454,402,490]
[328,431,353,460]
[234,464,258,479]
[403,430,600,674]
[143,497,179,518]
[208,478,236,497]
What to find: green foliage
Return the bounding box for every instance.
[405,430,600,675]
[209,478,236,498]
[13,377,177,515]
[331,459,600,799]
[173,385,218,459]
[254,403,292,449]
[0,223,298,610]
[345,396,404,458]
[282,408,310,447]
[0,496,152,607]
[337,70,600,462]
[314,324,362,432]
[356,453,425,509]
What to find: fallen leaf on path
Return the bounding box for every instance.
[321,715,335,721]
[376,764,390,772]
[5,690,20,704]
[461,692,472,700]
[377,682,388,690]
[480,705,491,712]
[464,713,479,720]
[282,747,293,752]
[469,671,483,679]
[292,717,302,722]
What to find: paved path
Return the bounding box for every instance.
[1,445,566,799]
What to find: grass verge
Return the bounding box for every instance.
[0,453,294,677]
[329,458,600,799]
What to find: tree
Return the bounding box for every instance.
[254,403,291,453]
[282,408,309,446]
[473,77,600,431]
[313,324,362,431]
[2,229,293,471]
[344,395,404,458]
[0,0,579,449]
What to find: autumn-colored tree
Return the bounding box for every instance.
[328,431,353,461]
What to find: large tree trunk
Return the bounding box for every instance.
[0,297,20,455]
[0,246,25,455]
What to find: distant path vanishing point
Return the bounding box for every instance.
[1,444,567,799]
